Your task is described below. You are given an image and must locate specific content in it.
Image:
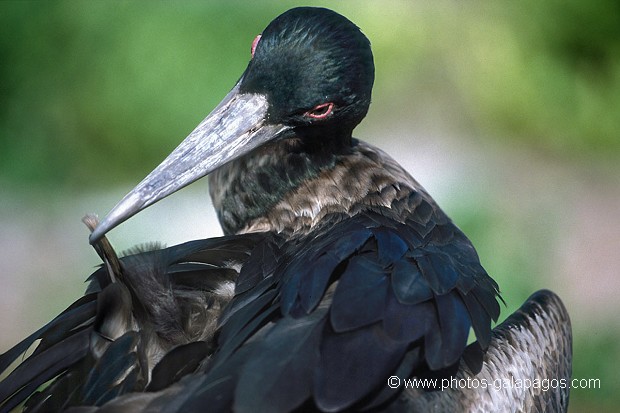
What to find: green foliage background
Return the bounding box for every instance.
[1,1,619,187]
[1,1,618,411]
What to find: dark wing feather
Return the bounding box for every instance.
[383,294,433,342]
[315,323,409,411]
[425,292,471,369]
[234,240,279,295]
[213,288,279,366]
[0,329,90,412]
[280,226,372,317]
[0,234,265,412]
[0,294,96,373]
[234,306,327,413]
[329,254,390,332]
[392,289,572,413]
[81,332,142,406]
[460,289,494,349]
[390,258,433,305]
[193,202,500,412]
[147,341,210,392]
[1,195,500,412]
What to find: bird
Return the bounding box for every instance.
[0,6,571,413]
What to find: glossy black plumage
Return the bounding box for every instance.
[389,290,572,412]
[0,6,571,413]
[0,235,264,412]
[193,208,498,412]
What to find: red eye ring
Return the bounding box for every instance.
[305,102,334,120]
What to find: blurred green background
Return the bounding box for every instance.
[1,1,618,411]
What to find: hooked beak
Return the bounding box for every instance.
[89,80,288,244]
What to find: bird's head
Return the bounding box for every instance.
[243,7,374,133]
[89,7,374,243]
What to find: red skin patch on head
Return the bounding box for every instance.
[251,34,261,58]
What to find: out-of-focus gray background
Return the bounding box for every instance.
[1,1,618,411]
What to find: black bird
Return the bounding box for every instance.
[0,7,571,413]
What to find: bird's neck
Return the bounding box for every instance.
[209,137,420,237]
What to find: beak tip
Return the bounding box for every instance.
[88,191,146,245]
[89,217,112,245]
[88,89,279,244]
[88,229,103,245]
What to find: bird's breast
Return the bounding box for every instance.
[210,139,429,237]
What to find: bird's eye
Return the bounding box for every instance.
[305,102,334,120]
[251,34,261,58]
